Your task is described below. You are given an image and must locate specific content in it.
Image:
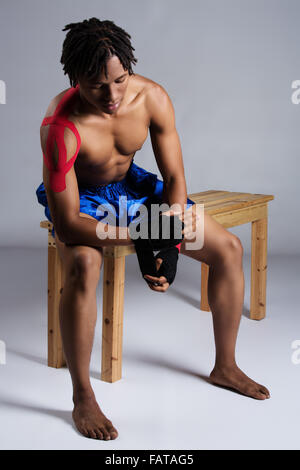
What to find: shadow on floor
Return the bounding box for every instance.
[0,397,77,431]
[7,348,245,400]
[91,351,211,384]
[8,348,47,366]
[242,305,251,319]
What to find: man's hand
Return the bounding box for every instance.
[162,207,200,239]
[143,207,200,291]
[144,258,170,292]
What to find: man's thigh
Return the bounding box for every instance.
[180,204,240,265]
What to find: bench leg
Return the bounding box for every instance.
[101,254,125,383]
[200,262,210,311]
[48,245,66,368]
[250,216,268,320]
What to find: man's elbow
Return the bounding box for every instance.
[55,217,78,245]
[55,226,71,244]
[55,229,69,244]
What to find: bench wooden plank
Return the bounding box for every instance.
[189,191,274,210]
[101,254,125,382]
[203,197,274,216]
[213,203,268,227]
[48,246,65,368]
[251,217,268,320]
[40,190,274,231]
[40,220,52,229]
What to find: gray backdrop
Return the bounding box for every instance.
[0,0,298,253]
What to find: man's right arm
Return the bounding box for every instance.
[41,124,132,247]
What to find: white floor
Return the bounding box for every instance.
[0,247,299,450]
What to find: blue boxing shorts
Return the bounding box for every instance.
[35,159,196,240]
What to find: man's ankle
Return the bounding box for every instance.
[72,387,95,404]
[212,360,238,372]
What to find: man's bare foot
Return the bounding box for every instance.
[72,392,118,440]
[209,364,270,400]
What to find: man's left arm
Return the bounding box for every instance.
[147,84,188,215]
[142,85,198,289]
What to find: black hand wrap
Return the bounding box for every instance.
[129,212,184,285]
[154,246,180,286]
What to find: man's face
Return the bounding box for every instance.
[77,55,130,115]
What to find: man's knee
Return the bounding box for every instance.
[221,234,243,263]
[68,250,102,287]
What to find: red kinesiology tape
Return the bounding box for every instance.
[42,117,81,192]
[41,85,81,192]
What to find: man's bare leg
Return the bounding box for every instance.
[180,206,270,400]
[55,214,118,440]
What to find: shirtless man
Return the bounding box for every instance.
[36,18,270,441]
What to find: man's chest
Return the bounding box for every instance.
[74,105,149,169]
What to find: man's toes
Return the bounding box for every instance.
[80,426,90,438]
[259,386,270,398]
[252,388,268,400]
[257,392,268,400]
[95,428,104,440]
[100,427,111,440]
[107,426,118,439]
[87,428,98,439]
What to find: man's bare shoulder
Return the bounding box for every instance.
[132,74,172,129]
[43,87,71,119]
[134,74,173,127]
[133,73,168,100]
[40,87,78,156]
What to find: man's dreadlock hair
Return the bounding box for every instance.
[60,17,138,87]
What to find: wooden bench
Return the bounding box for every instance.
[40,190,274,383]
